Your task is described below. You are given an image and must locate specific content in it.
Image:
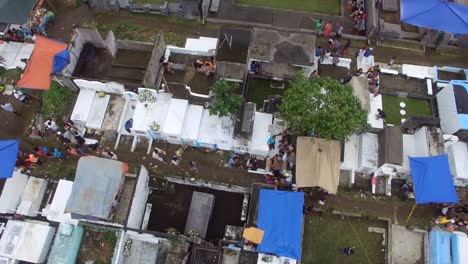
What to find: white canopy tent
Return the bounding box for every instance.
[0,41,34,70]
[132,90,171,140]
[368,94,384,129]
[85,93,111,130]
[447,141,468,182]
[0,171,28,214]
[70,89,95,128]
[181,104,204,147]
[249,112,273,157]
[163,98,189,144]
[216,116,235,151]
[0,220,56,264]
[42,180,78,225]
[197,109,219,149]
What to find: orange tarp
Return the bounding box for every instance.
[16,36,68,90]
[243,227,264,244]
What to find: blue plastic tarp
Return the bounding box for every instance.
[0,140,19,179]
[52,49,70,74]
[409,155,458,204]
[257,189,304,260]
[401,0,468,34]
[429,230,451,264]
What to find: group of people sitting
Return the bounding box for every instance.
[434,203,468,232]
[249,61,263,75]
[264,130,297,188]
[303,186,331,216]
[193,57,215,77]
[3,26,35,42]
[314,38,352,72]
[18,119,117,170]
[346,0,367,35]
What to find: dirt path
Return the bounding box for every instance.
[327,190,436,228]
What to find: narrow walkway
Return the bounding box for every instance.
[210,0,355,33]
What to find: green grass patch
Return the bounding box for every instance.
[237,0,341,15]
[103,230,118,248]
[41,81,74,123]
[97,22,185,46]
[245,77,288,107]
[0,69,23,84]
[302,214,386,264]
[44,163,75,181]
[382,95,431,125]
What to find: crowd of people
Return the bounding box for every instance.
[313,37,352,75]
[346,0,367,36]
[434,203,468,232]
[15,119,117,171]
[0,90,31,117]
[193,58,216,77]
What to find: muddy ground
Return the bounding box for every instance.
[77,226,117,264]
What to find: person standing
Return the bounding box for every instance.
[53,148,63,159]
[1,103,20,116]
[314,46,322,58]
[312,18,323,34]
[341,71,353,84]
[125,118,133,133]
[342,39,351,55]
[13,90,28,104]
[342,247,355,256]
[267,135,276,150]
[44,119,59,131]
[387,56,396,68]
[324,21,333,38]
[336,23,344,38]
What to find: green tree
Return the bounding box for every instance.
[209,79,244,117]
[278,73,367,141]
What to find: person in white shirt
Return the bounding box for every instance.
[13,90,28,103]
[44,119,59,131]
[1,103,20,116]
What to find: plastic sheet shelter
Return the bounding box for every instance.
[401,0,468,34]
[295,137,341,194]
[429,230,468,264]
[409,155,459,204]
[65,157,128,220]
[0,139,19,178]
[16,36,69,90]
[257,189,304,260]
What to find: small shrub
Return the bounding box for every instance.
[103,230,117,248]
[41,81,73,123]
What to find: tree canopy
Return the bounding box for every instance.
[209,79,244,117]
[277,74,368,141]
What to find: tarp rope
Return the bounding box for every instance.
[336,196,374,264]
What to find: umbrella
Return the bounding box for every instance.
[401,0,468,34]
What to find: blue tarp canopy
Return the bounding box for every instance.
[53,49,70,74]
[409,155,459,204]
[401,0,468,34]
[0,140,19,179]
[429,230,451,264]
[257,189,304,260]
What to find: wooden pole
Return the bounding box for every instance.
[162,75,170,93]
[46,0,57,13]
[405,203,417,226]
